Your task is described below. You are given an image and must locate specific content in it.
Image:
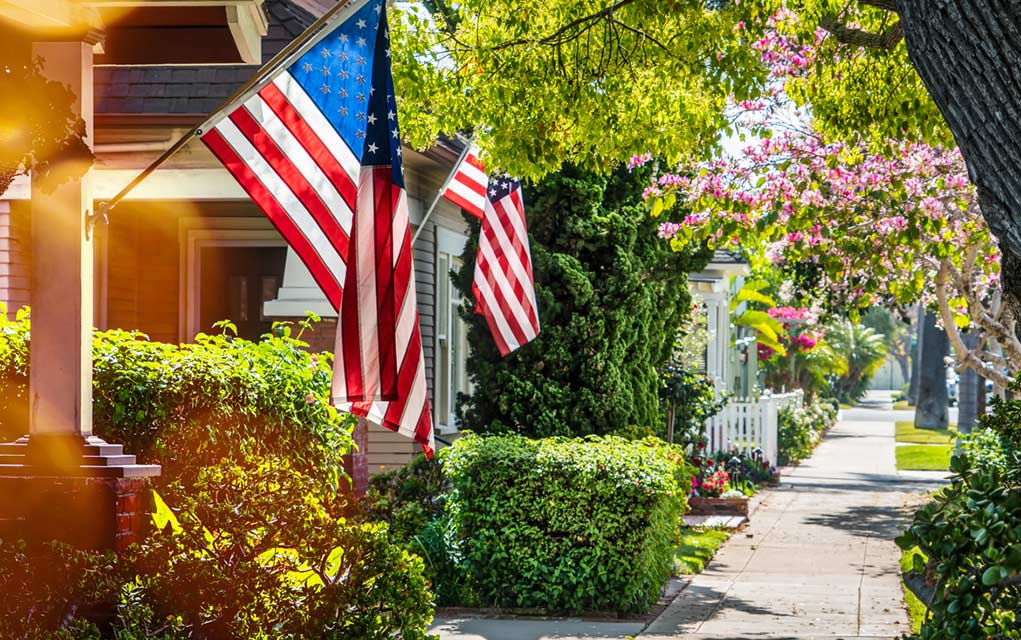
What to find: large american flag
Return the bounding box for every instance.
[466,174,540,356]
[200,0,434,455]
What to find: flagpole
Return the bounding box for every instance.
[410,138,474,246]
[94,0,365,219]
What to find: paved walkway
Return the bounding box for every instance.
[431,400,946,639]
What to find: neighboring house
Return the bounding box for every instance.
[0,0,471,474]
[688,248,751,398]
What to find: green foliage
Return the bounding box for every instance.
[660,365,724,447]
[441,433,694,614]
[896,444,953,471]
[777,395,837,466]
[824,318,888,404]
[0,310,355,489]
[0,454,437,640]
[0,56,94,197]
[897,415,1021,639]
[455,164,710,438]
[390,1,774,178]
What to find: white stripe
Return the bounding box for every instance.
[355,168,381,397]
[273,73,361,187]
[214,118,346,290]
[473,262,522,352]
[476,235,533,340]
[244,94,354,234]
[393,190,409,269]
[497,194,540,317]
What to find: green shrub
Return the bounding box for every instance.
[0,453,436,640]
[896,397,1021,639]
[0,311,354,489]
[778,396,837,466]
[442,433,693,614]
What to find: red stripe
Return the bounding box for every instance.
[443,189,485,219]
[258,82,358,211]
[202,129,342,309]
[373,168,398,400]
[229,107,350,262]
[340,192,365,401]
[452,171,487,196]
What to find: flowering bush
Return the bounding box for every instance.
[697,468,731,498]
[689,448,776,498]
[778,396,838,466]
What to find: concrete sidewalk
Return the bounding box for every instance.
[430,403,945,639]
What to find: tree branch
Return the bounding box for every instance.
[859,0,899,11]
[488,0,643,51]
[819,15,903,49]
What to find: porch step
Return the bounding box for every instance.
[683,514,747,529]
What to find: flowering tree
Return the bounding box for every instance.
[637,132,1015,387]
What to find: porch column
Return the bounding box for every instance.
[29,41,95,453]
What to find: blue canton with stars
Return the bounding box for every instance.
[288,0,400,181]
[487,176,521,204]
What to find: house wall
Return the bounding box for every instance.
[0,201,31,315]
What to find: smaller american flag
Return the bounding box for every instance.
[471,176,540,356]
[441,143,488,220]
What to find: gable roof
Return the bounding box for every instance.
[94,0,315,116]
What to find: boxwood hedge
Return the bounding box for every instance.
[442,433,693,614]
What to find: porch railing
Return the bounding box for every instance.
[704,390,804,466]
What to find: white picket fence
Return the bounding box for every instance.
[704,390,804,465]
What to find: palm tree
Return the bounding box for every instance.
[825,319,888,405]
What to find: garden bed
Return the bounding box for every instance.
[687,496,749,517]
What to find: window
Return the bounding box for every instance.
[436,228,471,433]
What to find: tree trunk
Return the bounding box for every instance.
[897,1,1021,307]
[915,311,949,430]
[957,333,979,434]
[908,303,924,406]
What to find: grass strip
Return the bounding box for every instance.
[895,421,956,444]
[896,444,953,470]
[674,527,729,575]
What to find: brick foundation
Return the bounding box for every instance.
[0,436,159,551]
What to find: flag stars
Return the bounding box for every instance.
[357,93,366,102]
[356,36,367,47]
[320,66,330,76]
[356,130,365,139]
[340,88,349,97]
[357,74,366,84]
[367,113,377,125]
[388,109,396,120]
[320,48,331,57]
[303,62,313,72]
[356,112,365,121]
[339,33,348,43]
[340,52,349,62]
[320,85,330,94]
[356,18,367,28]
[367,142,379,154]
[338,70,349,79]
[374,3,382,13]
[391,128,400,139]
[357,56,366,65]
[338,107,349,116]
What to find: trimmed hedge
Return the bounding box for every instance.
[778,396,837,466]
[442,433,693,614]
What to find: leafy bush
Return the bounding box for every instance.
[441,433,694,614]
[454,164,710,437]
[825,319,888,404]
[0,311,354,489]
[0,453,437,640]
[660,364,724,447]
[778,396,838,466]
[897,398,1021,639]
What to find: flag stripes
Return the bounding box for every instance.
[442,146,488,219]
[472,182,540,356]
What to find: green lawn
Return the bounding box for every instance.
[893,400,912,411]
[896,444,953,470]
[900,546,928,633]
[674,527,729,575]
[895,421,956,444]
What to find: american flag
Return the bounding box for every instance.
[441,143,488,220]
[470,177,540,356]
[200,0,434,455]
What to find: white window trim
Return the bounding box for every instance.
[434,226,470,434]
[177,217,286,343]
